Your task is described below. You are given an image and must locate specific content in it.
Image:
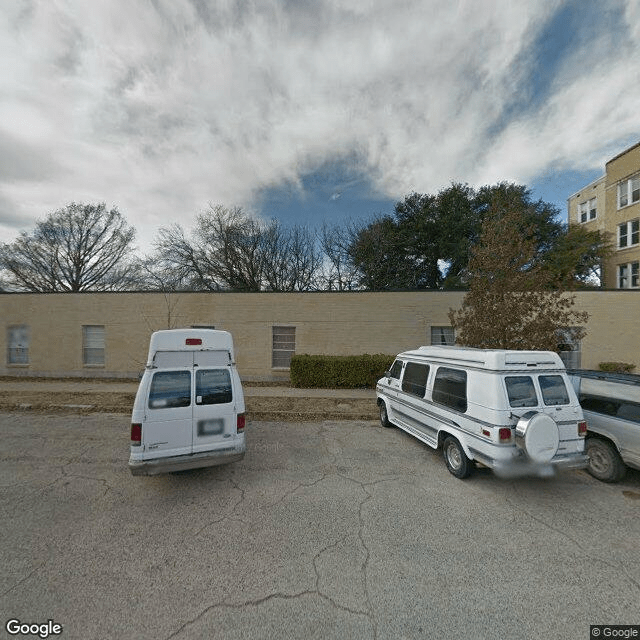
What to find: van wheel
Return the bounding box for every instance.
[379,402,393,428]
[586,437,626,483]
[443,436,473,479]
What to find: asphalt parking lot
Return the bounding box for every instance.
[1,412,639,640]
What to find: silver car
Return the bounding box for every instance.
[568,370,640,482]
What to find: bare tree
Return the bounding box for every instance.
[318,222,362,291]
[262,223,322,291]
[449,193,588,351]
[0,202,139,292]
[151,204,322,291]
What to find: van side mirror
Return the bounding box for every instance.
[384,370,392,379]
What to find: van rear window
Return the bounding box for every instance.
[433,367,467,412]
[149,371,191,409]
[505,376,538,408]
[196,369,232,405]
[539,375,570,406]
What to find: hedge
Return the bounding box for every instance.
[290,354,396,389]
[598,362,636,373]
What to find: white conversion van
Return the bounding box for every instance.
[376,346,588,479]
[128,329,246,476]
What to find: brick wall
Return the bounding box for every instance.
[0,290,637,379]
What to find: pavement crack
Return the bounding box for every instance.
[332,473,399,640]
[192,478,247,537]
[356,484,377,640]
[504,495,640,593]
[504,495,585,551]
[1,561,46,598]
[267,472,329,509]
[165,589,374,640]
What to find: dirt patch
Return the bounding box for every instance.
[0,390,378,421]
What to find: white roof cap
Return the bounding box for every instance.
[398,345,564,371]
[147,329,234,365]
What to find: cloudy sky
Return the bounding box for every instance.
[1,0,639,251]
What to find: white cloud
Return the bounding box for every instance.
[0,0,638,250]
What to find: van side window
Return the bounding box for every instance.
[539,375,570,406]
[196,369,232,405]
[433,367,467,412]
[401,362,429,397]
[580,395,640,424]
[149,371,191,409]
[389,360,403,379]
[505,376,538,408]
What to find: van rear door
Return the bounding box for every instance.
[192,350,236,454]
[143,368,193,460]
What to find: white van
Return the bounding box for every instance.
[376,346,588,478]
[128,329,246,476]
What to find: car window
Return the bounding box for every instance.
[148,371,191,409]
[389,360,403,379]
[617,401,640,423]
[432,367,467,412]
[581,394,640,425]
[505,376,538,408]
[401,362,429,398]
[580,395,617,416]
[196,369,232,405]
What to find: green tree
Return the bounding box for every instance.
[0,202,139,292]
[449,192,588,351]
[347,182,610,290]
[347,215,419,290]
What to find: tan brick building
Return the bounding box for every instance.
[568,140,640,288]
[1,290,637,380]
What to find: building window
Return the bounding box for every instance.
[7,325,29,365]
[618,262,640,289]
[579,198,597,223]
[272,326,295,368]
[430,326,455,346]
[618,219,639,249]
[618,174,640,209]
[83,325,105,366]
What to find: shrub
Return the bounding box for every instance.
[290,354,395,389]
[598,362,636,373]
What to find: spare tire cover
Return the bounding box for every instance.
[515,412,560,463]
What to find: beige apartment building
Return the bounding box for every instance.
[568,140,640,289]
[1,290,638,380]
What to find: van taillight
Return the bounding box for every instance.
[578,421,587,437]
[236,414,245,433]
[499,428,512,442]
[131,423,142,445]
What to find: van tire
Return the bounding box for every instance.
[586,436,626,483]
[442,436,473,479]
[379,402,393,428]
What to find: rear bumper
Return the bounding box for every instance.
[129,446,245,476]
